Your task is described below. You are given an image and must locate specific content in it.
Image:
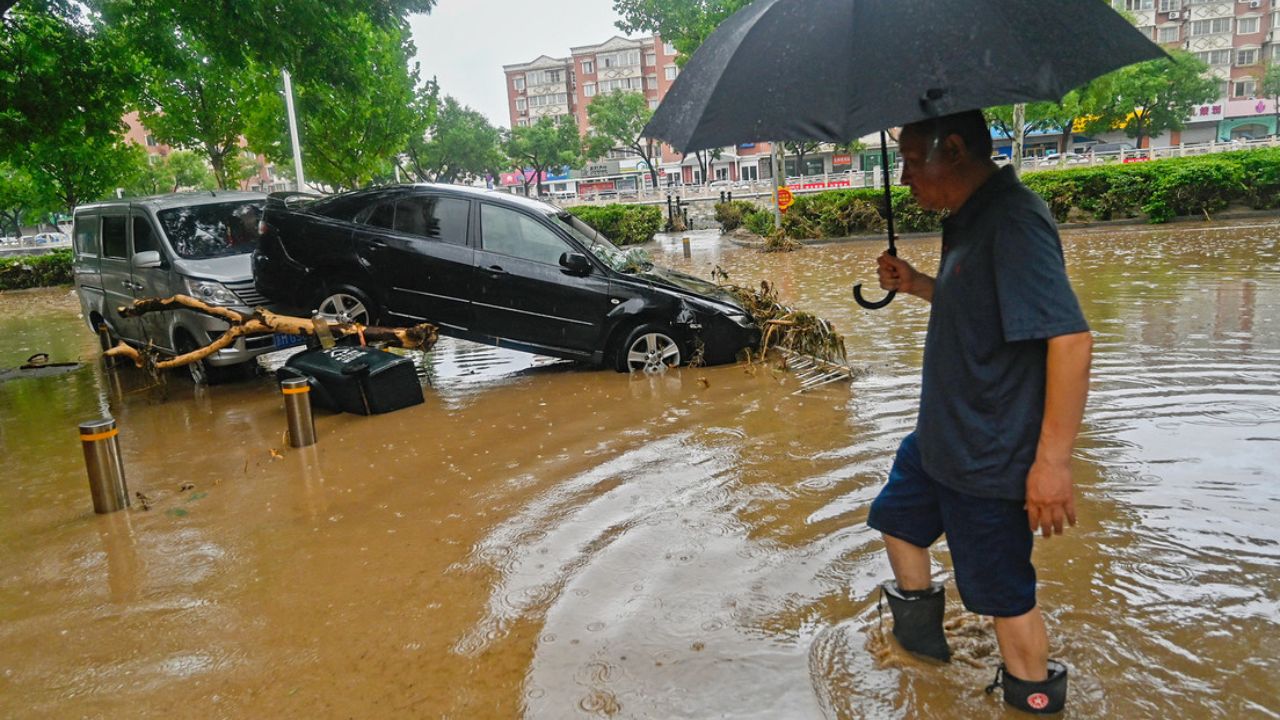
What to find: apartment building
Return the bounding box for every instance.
[122,112,286,193]
[503,35,779,193]
[1119,0,1279,141]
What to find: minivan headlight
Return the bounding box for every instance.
[185,278,240,306]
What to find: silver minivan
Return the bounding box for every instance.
[72,192,282,384]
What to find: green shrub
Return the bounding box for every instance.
[0,249,73,290]
[567,204,663,245]
[743,209,775,236]
[713,200,759,231]
[1142,159,1244,223]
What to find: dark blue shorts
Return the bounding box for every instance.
[867,433,1036,617]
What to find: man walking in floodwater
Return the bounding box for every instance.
[867,110,1093,715]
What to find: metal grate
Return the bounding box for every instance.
[225,279,268,307]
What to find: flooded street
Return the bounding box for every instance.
[2,220,1278,719]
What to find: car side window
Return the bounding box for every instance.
[132,216,157,254]
[394,197,468,245]
[480,205,569,265]
[102,216,128,259]
[362,201,396,230]
[74,217,99,256]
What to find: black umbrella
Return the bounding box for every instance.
[644,0,1165,308]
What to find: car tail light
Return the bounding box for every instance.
[258,219,270,236]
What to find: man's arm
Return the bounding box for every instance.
[877,252,935,303]
[1025,330,1093,538]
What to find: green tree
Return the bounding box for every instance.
[585,91,661,188]
[783,141,821,177]
[244,18,436,191]
[504,116,583,197]
[168,150,217,191]
[0,163,56,236]
[613,0,751,65]
[1262,61,1280,137]
[121,153,175,196]
[102,0,261,190]
[405,96,504,184]
[1088,51,1218,150]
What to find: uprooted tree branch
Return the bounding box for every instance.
[102,295,438,371]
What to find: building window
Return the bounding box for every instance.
[516,98,527,111]
[1190,17,1232,35]
[663,42,676,54]
[646,74,658,90]
[1236,48,1260,66]
[1196,49,1232,65]
[664,66,678,81]
[1122,0,1152,9]
[517,118,528,127]
[528,93,569,108]
[1157,0,1176,11]
[1157,25,1180,42]
[1233,78,1257,97]
[649,99,659,110]
[514,77,525,91]
[584,83,596,97]
[599,77,643,94]
[1236,16,1260,34]
[600,50,641,68]
[645,52,656,66]
[582,60,593,74]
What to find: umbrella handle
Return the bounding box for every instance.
[853,284,896,309]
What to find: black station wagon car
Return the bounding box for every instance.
[252,185,761,371]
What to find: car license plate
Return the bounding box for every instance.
[272,333,306,350]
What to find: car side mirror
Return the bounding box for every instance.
[559,252,591,275]
[132,250,163,269]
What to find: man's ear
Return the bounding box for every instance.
[943,135,966,164]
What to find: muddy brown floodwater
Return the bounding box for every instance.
[1,220,1278,719]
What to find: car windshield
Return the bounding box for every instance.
[551,213,653,273]
[157,200,263,259]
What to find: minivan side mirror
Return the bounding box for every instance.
[559,252,591,275]
[132,250,163,269]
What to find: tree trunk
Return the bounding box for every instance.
[103,295,438,372]
[210,152,228,190]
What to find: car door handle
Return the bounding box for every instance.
[486,265,507,276]
[367,241,388,251]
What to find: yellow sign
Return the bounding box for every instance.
[777,186,795,213]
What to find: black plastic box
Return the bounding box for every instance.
[277,346,423,415]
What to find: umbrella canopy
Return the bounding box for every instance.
[645,0,1166,153]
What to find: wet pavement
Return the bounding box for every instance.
[1,220,1278,719]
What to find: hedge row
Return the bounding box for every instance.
[567,204,664,246]
[718,147,1280,239]
[0,249,73,291]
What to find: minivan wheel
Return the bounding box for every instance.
[617,324,683,373]
[314,284,378,325]
[175,332,211,385]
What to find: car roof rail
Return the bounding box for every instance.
[266,190,323,209]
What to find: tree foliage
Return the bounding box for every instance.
[1262,62,1280,137]
[405,96,504,185]
[504,116,583,197]
[0,163,56,236]
[585,91,661,188]
[243,16,437,191]
[1087,52,1218,149]
[612,0,751,65]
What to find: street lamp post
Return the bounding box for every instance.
[282,70,307,192]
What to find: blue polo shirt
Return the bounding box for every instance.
[916,166,1089,501]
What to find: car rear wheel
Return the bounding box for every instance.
[616,323,682,373]
[314,284,378,326]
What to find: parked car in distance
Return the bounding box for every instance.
[72,191,279,384]
[253,184,762,372]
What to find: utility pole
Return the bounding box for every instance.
[282,70,307,192]
[771,142,784,228]
[1012,103,1026,178]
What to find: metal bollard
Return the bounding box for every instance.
[682,236,691,258]
[80,418,129,514]
[281,377,316,448]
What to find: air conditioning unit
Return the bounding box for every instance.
[1168,10,1181,18]
[1248,0,1260,7]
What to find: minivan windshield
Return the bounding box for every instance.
[157,201,263,259]
[552,213,653,273]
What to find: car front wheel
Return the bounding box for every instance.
[616,323,683,373]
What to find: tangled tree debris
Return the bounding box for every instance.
[103,294,438,373]
[720,279,846,364]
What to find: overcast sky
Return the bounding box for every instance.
[408,2,640,129]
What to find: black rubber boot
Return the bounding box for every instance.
[879,580,951,662]
[985,660,1069,714]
